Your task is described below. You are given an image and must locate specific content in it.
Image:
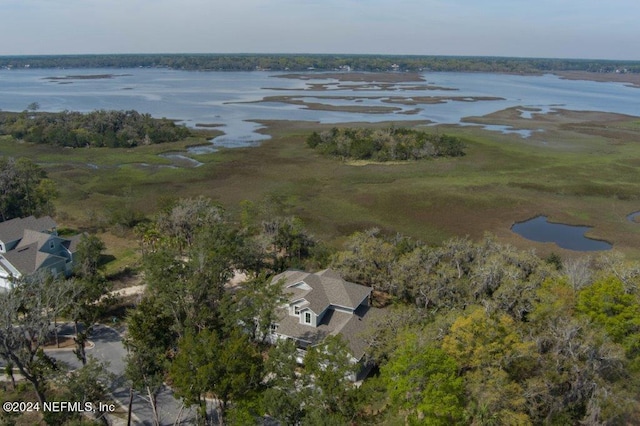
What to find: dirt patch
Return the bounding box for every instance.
[110,284,146,298]
[108,268,143,291]
[372,290,393,307]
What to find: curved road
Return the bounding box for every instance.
[49,324,196,426]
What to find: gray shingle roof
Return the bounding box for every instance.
[63,233,84,254]
[274,269,372,314]
[0,217,76,277]
[0,216,56,245]
[3,243,65,275]
[16,229,53,250]
[272,269,380,361]
[3,243,41,274]
[338,304,384,360]
[273,302,383,361]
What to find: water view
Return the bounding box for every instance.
[511,215,612,251]
[1,68,639,149]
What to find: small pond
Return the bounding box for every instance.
[511,216,612,251]
[627,211,640,223]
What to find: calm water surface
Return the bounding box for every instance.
[1,68,639,149]
[627,211,640,223]
[511,216,612,251]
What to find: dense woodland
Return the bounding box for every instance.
[0,109,191,148]
[1,54,639,73]
[105,200,640,424]
[0,157,57,221]
[307,127,465,161]
[3,188,639,424]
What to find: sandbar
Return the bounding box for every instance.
[274,72,426,83]
[554,71,640,88]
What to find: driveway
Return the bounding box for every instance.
[48,324,197,425]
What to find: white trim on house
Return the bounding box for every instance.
[268,269,383,371]
[0,216,80,290]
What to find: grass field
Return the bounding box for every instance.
[2,107,640,265]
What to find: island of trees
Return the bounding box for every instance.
[307,127,465,161]
[0,109,191,148]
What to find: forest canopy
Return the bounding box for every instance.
[307,127,465,161]
[0,109,191,148]
[0,157,57,221]
[1,54,639,74]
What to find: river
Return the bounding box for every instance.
[1,68,639,149]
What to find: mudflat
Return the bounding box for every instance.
[275,72,426,83]
[554,71,640,88]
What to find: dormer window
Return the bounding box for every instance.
[49,240,55,250]
[304,312,312,324]
[294,306,300,315]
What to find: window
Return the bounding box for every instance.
[304,312,312,324]
[294,306,300,315]
[49,240,55,250]
[270,323,278,332]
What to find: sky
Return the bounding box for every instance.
[1,0,638,60]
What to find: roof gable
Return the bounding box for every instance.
[271,269,383,362]
[3,245,68,276]
[0,216,56,244]
[0,216,76,277]
[275,269,372,313]
[16,229,54,250]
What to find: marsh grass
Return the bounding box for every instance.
[2,109,640,262]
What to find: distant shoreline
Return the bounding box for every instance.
[553,71,640,88]
[1,54,638,76]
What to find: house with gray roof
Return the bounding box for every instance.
[0,216,81,289]
[268,269,383,377]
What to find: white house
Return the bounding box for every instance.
[268,269,383,378]
[0,216,81,289]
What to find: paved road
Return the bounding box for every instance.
[49,324,197,425]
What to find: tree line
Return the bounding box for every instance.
[0,109,191,148]
[127,196,330,424]
[3,193,640,424]
[127,198,640,424]
[307,127,465,161]
[0,156,57,221]
[1,54,639,73]
[330,229,640,424]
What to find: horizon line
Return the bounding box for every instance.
[0,52,639,63]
